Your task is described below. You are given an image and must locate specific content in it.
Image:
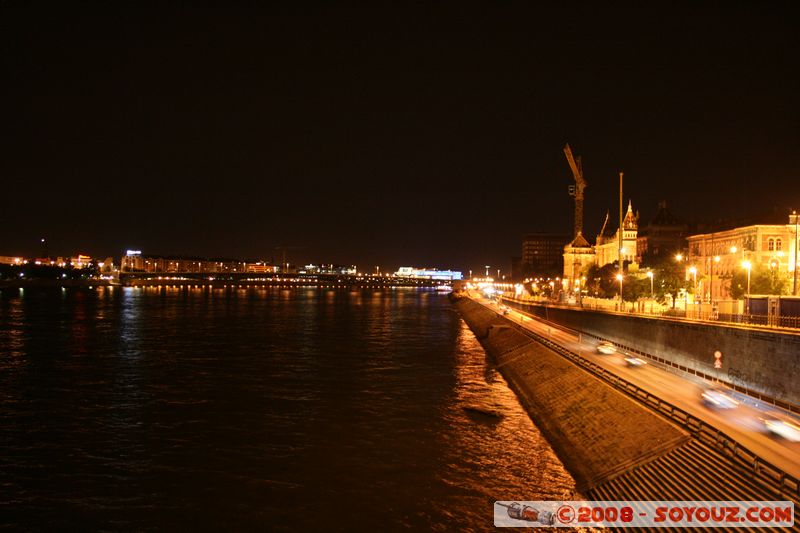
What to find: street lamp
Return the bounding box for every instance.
[792,210,799,296]
[742,260,752,315]
[711,255,720,303]
[646,270,654,297]
[615,273,623,303]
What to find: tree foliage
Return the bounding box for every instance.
[726,263,790,298]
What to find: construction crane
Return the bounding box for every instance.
[563,143,587,239]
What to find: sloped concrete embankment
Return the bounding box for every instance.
[506,300,800,406]
[454,297,689,491]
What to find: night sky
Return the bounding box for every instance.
[2,4,798,273]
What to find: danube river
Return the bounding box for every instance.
[0,286,575,530]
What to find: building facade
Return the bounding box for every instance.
[522,233,569,277]
[593,201,639,270]
[120,252,250,274]
[636,201,688,265]
[394,267,463,280]
[686,211,799,300]
[562,233,594,281]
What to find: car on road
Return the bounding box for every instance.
[624,355,647,367]
[701,387,740,409]
[596,341,616,355]
[762,417,800,442]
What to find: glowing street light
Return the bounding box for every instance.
[615,273,623,300]
[646,270,654,297]
[709,255,720,304]
[675,253,684,262]
[742,260,752,314]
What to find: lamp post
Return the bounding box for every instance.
[792,210,799,296]
[647,270,654,298]
[688,266,697,318]
[742,260,752,315]
[616,273,623,307]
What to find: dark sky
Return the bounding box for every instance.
[2,4,798,273]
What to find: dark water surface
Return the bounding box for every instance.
[0,286,574,531]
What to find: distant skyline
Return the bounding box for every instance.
[2,4,798,273]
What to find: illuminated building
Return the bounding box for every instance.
[70,254,93,268]
[562,200,641,280]
[562,233,594,281]
[120,251,250,274]
[299,264,356,275]
[246,262,279,273]
[394,267,463,280]
[686,212,800,300]
[594,201,639,270]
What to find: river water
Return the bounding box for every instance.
[0,286,575,531]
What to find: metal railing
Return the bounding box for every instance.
[518,295,800,331]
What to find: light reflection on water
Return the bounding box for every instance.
[0,287,575,531]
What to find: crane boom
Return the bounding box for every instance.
[563,143,586,197]
[563,143,588,239]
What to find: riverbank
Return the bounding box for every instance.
[452,294,689,490]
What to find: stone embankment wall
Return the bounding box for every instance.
[453,296,688,491]
[505,299,800,406]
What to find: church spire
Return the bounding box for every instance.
[623,200,638,230]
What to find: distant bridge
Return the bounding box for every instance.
[119,271,452,288]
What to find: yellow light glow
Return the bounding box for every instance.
[675,254,683,261]
[742,260,752,270]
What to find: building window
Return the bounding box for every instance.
[775,238,782,251]
[768,238,775,251]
